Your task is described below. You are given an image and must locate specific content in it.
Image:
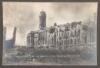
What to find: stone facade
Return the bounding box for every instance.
[27,21,89,49]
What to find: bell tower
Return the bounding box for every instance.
[39,10,46,30]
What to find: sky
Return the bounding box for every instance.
[3,2,98,46]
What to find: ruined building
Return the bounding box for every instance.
[27,11,96,49]
[4,27,17,48]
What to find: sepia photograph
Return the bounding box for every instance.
[2,2,97,65]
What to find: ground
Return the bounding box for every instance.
[2,45,97,65]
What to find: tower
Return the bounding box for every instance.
[3,27,6,49]
[39,10,46,30]
[12,27,17,47]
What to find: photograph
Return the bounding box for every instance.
[2,2,97,65]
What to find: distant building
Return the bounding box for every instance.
[39,10,46,30]
[4,27,17,49]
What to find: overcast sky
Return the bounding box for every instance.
[3,2,97,46]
